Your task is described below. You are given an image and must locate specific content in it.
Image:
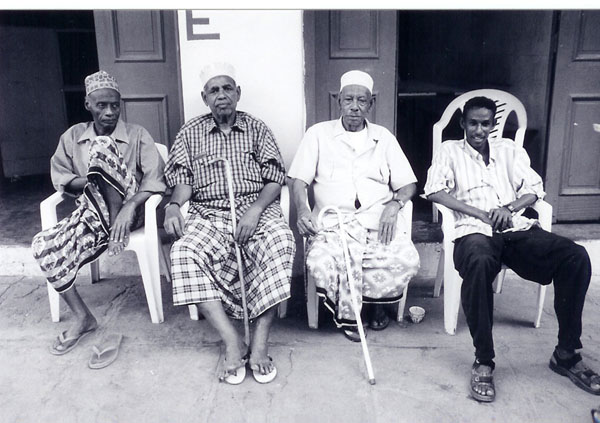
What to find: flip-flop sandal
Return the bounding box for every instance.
[368,307,390,331]
[219,354,249,385]
[549,351,600,395]
[88,334,123,369]
[50,327,96,356]
[470,363,495,402]
[251,356,277,384]
[592,408,600,423]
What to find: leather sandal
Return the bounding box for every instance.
[549,351,600,395]
[470,362,495,402]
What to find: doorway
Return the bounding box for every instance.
[0,10,99,180]
[395,10,555,221]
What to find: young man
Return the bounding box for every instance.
[32,70,166,355]
[424,96,599,402]
[288,70,419,341]
[164,63,294,384]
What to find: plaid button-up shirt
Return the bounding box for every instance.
[165,111,286,219]
[423,138,545,240]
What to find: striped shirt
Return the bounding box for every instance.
[423,138,545,240]
[165,111,286,219]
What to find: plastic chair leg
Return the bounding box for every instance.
[306,272,319,329]
[47,282,60,323]
[433,249,444,298]
[277,300,288,319]
[397,284,408,322]
[444,266,462,336]
[493,268,507,294]
[188,304,200,321]
[133,248,164,324]
[159,242,172,283]
[534,285,546,328]
[90,260,100,284]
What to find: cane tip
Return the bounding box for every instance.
[368,378,376,385]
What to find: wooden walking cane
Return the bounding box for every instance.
[204,157,251,347]
[318,206,376,385]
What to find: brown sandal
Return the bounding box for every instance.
[470,362,495,402]
[549,351,600,395]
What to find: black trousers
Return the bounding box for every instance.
[453,226,591,363]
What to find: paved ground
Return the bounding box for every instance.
[1,270,599,423]
[2,175,600,422]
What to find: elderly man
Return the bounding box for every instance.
[424,96,599,402]
[164,63,294,384]
[288,70,420,342]
[32,70,166,355]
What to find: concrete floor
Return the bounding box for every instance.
[1,271,599,423]
[1,175,600,422]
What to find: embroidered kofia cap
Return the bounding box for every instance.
[200,62,236,87]
[85,70,120,95]
[340,70,374,93]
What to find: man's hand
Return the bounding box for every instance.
[108,202,136,256]
[297,209,318,237]
[378,201,401,245]
[164,204,186,240]
[488,207,513,232]
[235,205,262,244]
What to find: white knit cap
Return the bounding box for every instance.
[200,62,236,87]
[340,70,374,93]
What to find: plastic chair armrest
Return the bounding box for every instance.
[531,200,552,232]
[40,192,67,229]
[435,203,456,237]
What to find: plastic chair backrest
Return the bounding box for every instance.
[432,89,528,160]
[156,143,168,162]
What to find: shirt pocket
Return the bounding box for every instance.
[191,153,220,190]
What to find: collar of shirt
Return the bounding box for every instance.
[461,138,498,165]
[76,119,130,144]
[206,112,248,134]
[333,118,379,152]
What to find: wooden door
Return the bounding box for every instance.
[93,10,182,147]
[545,11,600,221]
[305,10,397,131]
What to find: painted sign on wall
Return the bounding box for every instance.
[177,10,305,167]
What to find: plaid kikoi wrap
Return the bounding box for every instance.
[306,214,419,328]
[32,136,138,293]
[170,207,294,318]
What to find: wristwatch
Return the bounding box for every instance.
[505,203,516,213]
[164,201,181,209]
[393,198,405,209]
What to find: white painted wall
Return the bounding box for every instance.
[177,10,305,168]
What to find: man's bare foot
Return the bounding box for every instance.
[219,339,248,380]
[51,314,98,354]
[107,240,125,256]
[249,325,273,375]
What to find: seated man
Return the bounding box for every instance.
[32,70,166,354]
[424,96,599,402]
[288,70,420,342]
[164,63,294,384]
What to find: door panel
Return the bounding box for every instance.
[311,10,397,131]
[94,10,182,147]
[546,11,600,221]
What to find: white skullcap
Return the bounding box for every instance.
[200,62,236,87]
[340,70,374,93]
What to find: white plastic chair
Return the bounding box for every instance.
[42,143,170,324]
[185,185,291,321]
[306,200,414,329]
[430,89,550,335]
